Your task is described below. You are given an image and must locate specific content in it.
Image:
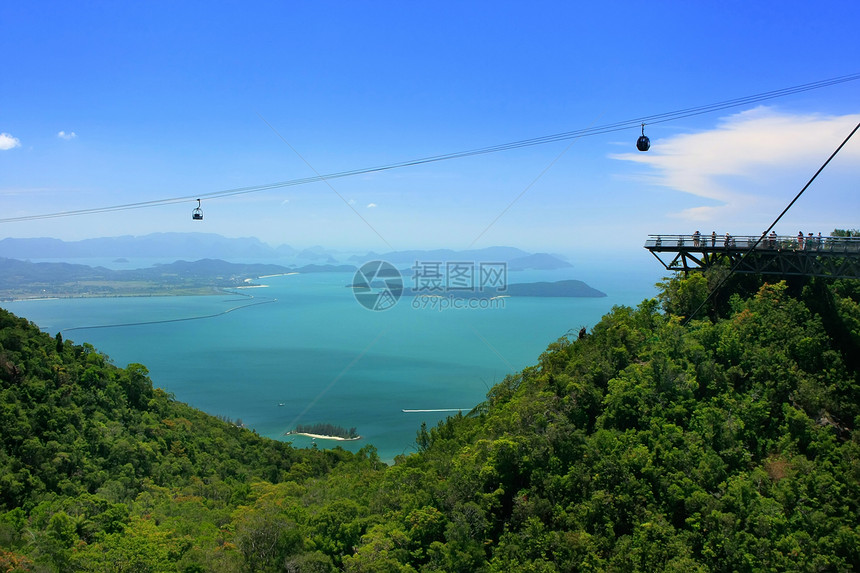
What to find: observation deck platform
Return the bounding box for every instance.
[644,234,860,279]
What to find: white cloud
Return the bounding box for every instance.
[366,203,377,208]
[0,132,21,150]
[57,131,77,140]
[611,108,860,222]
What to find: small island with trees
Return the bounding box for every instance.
[285,422,360,441]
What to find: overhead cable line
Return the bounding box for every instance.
[2,73,859,224]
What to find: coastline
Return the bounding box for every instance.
[258,272,299,278]
[0,288,224,303]
[2,278,280,302]
[285,431,362,441]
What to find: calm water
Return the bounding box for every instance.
[2,262,663,462]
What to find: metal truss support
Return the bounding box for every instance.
[645,235,860,279]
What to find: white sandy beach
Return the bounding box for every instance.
[287,432,362,441]
[258,272,300,279]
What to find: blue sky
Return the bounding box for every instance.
[1,1,859,258]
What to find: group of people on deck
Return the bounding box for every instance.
[687,230,825,249]
[691,231,731,247]
[666,231,834,250]
[796,231,824,250]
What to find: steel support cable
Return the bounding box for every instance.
[681,121,860,326]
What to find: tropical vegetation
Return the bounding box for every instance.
[1,260,859,571]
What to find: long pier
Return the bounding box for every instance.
[644,234,860,279]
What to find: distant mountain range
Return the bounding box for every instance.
[0,258,352,300]
[0,233,296,260]
[0,233,573,270]
[0,256,603,301]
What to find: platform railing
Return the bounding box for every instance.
[645,234,860,253]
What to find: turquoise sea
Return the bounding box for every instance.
[2,258,664,462]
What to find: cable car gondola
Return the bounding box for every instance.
[192,198,204,221]
[637,123,651,151]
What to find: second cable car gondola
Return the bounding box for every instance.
[636,123,651,151]
[192,199,204,221]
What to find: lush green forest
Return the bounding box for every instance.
[1,266,859,571]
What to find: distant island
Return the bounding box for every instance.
[403,279,607,298]
[0,258,353,300]
[285,423,361,441]
[0,255,607,301]
[503,279,606,297]
[0,234,587,299]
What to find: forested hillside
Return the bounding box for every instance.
[1,271,859,571]
[0,309,367,571]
